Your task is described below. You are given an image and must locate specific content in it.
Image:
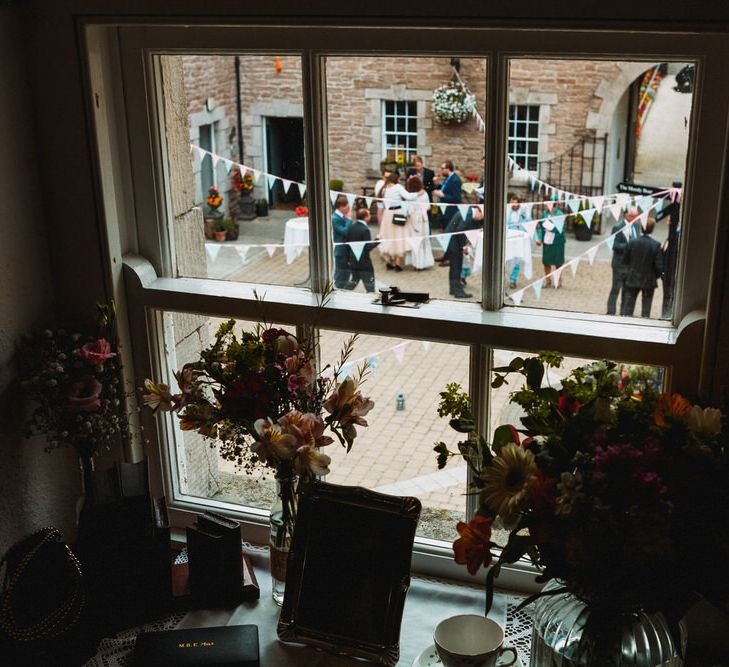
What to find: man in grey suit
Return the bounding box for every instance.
[621,217,662,318]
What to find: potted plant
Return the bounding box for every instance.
[256,198,269,217]
[432,79,475,125]
[572,201,593,241]
[232,168,256,220]
[213,220,227,242]
[204,185,224,240]
[223,218,239,241]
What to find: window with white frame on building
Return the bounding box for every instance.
[382,100,417,165]
[507,104,540,172]
[91,23,726,586]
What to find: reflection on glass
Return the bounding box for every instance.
[504,60,694,320]
[325,56,487,302]
[319,329,469,541]
[161,55,308,286]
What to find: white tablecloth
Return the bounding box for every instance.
[284,217,309,264]
[473,229,533,280]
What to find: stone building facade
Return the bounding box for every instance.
[178,54,655,214]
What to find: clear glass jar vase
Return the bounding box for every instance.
[269,472,298,606]
[530,580,686,666]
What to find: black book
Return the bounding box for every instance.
[134,624,259,667]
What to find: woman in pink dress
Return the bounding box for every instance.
[377,172,419,271]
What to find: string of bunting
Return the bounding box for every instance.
[320,339,432,379]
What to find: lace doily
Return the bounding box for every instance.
[505,594,535,666]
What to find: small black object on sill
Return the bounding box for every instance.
[376,286,429,308]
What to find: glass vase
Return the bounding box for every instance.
[530,580,686,666]
[269,472,298,606]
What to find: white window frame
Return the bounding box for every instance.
[508,103,540,172]
[83,21,729,589]
[382,99,418,164]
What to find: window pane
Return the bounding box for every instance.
[326,56,487,303]
[319,329,470,541]
[160,54,308,287]
[504,60,694,320]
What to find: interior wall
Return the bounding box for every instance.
[0,8,79,554]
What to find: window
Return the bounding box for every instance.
[382,100,417,165]
[508,104,539,172]
[88,22,727,587]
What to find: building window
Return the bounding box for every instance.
[382,100,417,165]
[508,104,540,171]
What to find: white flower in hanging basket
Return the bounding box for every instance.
[432,81,475,125]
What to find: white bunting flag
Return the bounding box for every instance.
[655,197,664,214]
[567,199,582,215]
[607,203,623,221]
[364,196,373,208]
[346,194,356,210]
[581,208,596,227]
[281,179,293,194]
[638,197,653,212]
[194,145,206,162]
[464,229,482,246]
[266,174,277,191]
[457,204,470,219]
[439,204,448,215]
[238,164,247,176]
[252,169,262,183]
[392,343,407,365]
[407,236,422,253]
[265,245,277,258]
[621,224,632,241]
[236,246,249,263]
[528,174,537,190]
[606,235,616,251]
[522,220,538,239]
[532,278,543,300]
[189,143,195,154]
[435,234,451,252]
[211,153,221,168]
[510,289,525,306]
[544,185,553,200]
[637,211,648,230]
[545,199,554,214]
[617,193,631,209]
[589,196,605,211]
[338,363,352,380]
[298,183,307,198]
[330,190,338,205]
[349,241,366,262]
[421,340,431,352]
[552,215,566,234]
[366,355,379,372]
[586,245,599,265]
[552,266,564,288]
[522,202,534,219]
[570,258,580,277]
[205,243,222,263]
[223,158,233,173]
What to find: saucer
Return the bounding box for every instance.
[412,644,523,666]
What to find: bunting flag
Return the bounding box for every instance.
[237,164,248,176]
[586,245,599,265]
[439,204,448,215]
[349,241,366,262]
[235,246,249,263]
[621,224,633,240]
[407,236,423,253]
[522,220,538,239]
[265,245,277,258]
[637,211,649,230]
[211,153,221,168]
[607,203,623,221]
[581,208,596,227]
[589,195,605,211]
[522,202,534,219]
[223,158,234,173]
[205,244,222,263]
[435,234,451,251]
[532,278,543,299]
[552,266,564,288]
[465,229,482,246]
[266,174,278,191]
[567,199,583,214]
[457,204,470,219]
[637,197,653,212]
[297,183,307,198]
[330,190,339,205]
[346,194,356,210]
[281,178,293,194]
[364,196,373,208]
[569,258,580,276]
[606,235,616,251]
[421,340,431,352]
[552,215,566,234]
[617,193,631,209]
[338,363,352,380]
[510,289,525,306]
[252,169,262,183]
[392,343,407,365]
[194,145,206,162]
[366,356,379,372]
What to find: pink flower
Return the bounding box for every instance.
[75,338,116,365]
[324,378,374,446]
[251,418,297,465]
[278,411,334,448]
[285,355,315,390]
[68,375,103,413]
[294,445,331,477]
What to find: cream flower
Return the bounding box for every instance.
[293,445,331,477]
[324,378,374,445]
[555,471,584,516]
[251,418,297,465]
[479,444,537,528]
[278,411,334,448]
[686,405,722,435]
[142,379,177,412]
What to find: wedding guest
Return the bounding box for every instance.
[346,208,378,293]
[377,172,418,272]
[445,205,483,298]
[606,207,640,315]
[505,195,530,288]
[405,175,434,270]
[433,159,462,239]
[535,195,566,288]
[621,217,662,318]
[406,155,435,200]
[332,195,352,288]
[374,166,393,225]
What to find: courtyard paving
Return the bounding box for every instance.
[200,208,670,535]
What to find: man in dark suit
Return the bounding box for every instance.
[621,217,663,318]
[406,155,435,199]
[444,205,483,298]
[433,159,462,234]
[606,207,640,315]
[332,195,352,288]
[346,208,379,292]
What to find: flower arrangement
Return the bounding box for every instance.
[18,302,130,462]
[206,185,222,209]
[142,319,374,481]
[432,80,475,125]
[232,169,255,195]
[435,353,729,617]
[295,205,308,218]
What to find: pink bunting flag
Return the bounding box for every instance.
[265,245,277,258]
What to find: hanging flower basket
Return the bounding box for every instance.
[431,80,475,125]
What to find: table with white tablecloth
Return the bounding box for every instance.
[473,228,533,280]
[283,217,309,264]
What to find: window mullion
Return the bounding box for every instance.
[301,51,331,295]
[483,53,508,311]
[468,344,492,520]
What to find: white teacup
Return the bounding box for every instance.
[433,614,518,667]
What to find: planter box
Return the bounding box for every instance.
[574,224,592,241]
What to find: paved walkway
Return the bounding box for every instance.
[207,208,670,520]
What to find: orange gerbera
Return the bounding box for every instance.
[453,515,493,575]
[654,392,692,427]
